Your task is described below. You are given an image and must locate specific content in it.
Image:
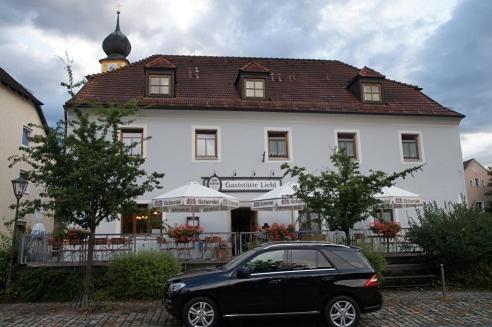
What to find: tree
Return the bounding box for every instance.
[282,150,422,245]
[9,68,163,308]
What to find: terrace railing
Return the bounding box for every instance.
[18,228,422,265]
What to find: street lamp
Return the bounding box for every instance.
[6,176,29,287]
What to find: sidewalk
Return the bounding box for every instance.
[1,290,491,326]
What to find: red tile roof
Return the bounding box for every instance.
[144,57,176,69]
[358,66,385,78]
[240,61,270,73]
[70,55,463,118]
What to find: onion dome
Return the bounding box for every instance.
[102,11,131,59]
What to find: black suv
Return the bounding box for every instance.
[164,242,382,327]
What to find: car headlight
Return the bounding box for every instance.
[169,282,186,293]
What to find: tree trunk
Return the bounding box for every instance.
[344,229,351,246]
[79,225,96,309]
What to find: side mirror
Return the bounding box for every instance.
[237,266,251,278]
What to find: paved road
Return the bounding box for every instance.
[1,290,491,326]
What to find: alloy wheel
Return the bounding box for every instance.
[187,301,215,327]
[329,300,357,327]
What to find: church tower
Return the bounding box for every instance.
[99,10,131,73]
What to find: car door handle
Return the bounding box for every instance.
[322,276,335,281]
[268,278,283,284]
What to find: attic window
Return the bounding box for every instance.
[148,75,171,96]
[362,83,382,103]
[244,78,265,99]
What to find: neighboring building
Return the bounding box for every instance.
[0,67,52,234]
[463,158,491,209]
[67,13,466,234]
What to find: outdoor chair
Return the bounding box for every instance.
[91,238,110,261]
[203,236,223,260]
[109,237,130,258]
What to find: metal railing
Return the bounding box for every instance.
[18,228,422,265]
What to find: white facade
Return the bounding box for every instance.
[85,108,465,234]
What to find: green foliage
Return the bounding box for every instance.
[359,244,387,277]
[0,234,11,292]
[282,150,422,244]
[407,201,492,288]
[407,201,492,267]
[106,251,181,300]
[6,268,82,302]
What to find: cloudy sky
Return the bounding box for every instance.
[0,0,491,165]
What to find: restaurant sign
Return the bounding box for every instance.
[202,174,282,192]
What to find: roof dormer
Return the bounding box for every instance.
[144,57,176,97]
[236,61,270,100]
[347,66,385,104]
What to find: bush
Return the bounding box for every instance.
[106,251,181,300]
[6,268,82,302]
[0,233,11,294]
[360,245,387,277]
[407,201,492,288]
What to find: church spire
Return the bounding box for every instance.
[99,8,132,73]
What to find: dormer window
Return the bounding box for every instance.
[244,78,265,99]
[362,83,382,103]
[149,75,171,96]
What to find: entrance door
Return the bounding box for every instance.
[231,208,258,253]
[231,208,257,233]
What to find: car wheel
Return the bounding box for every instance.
[182,296,219,327]
[324,295,360,327]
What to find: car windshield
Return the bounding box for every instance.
[222,248,259,271]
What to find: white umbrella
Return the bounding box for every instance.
[152,182,239,217]
[375,186,423,207]
[250,182,304,225]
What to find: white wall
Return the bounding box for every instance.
[69,109,465,233]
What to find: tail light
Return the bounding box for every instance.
[364,274,378,287]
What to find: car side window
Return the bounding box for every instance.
[246,250,286,273]
[287,249,333,270]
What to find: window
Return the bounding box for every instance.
[401,134,420,161]
[244,78,265,99]
[469,180,473,185]
[148,75,171,96]
[374,209,393,223]
[195,130,217,159]
[362,83,382,103]
[120,128,144,156]
[337,133,357,159]
[475,178,480,187]
[186,216,199,227]
[475,201,484,210]
[21,126,31,147]
[321,250,372,270]
[287,249,333,270]
[246,250,287,273]
[481,180,485,187]
[268,131,289,159]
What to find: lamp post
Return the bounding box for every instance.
[6,176,28,288]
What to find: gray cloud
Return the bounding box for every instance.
[409,0,492,132]
[0,0,489,155]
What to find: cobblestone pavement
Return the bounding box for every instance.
[0,290,491,327]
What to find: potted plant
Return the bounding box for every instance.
[370,220,401,238]
[265,223,296,241]
[168,225,203,243]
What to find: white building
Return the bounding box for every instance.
[68,14,466,235]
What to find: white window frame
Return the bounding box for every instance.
[398,130,425,164]
[21,125,31,147]
[264,127,293,163]
[119,124,147,158]
[334,129,362,163]
[192,126,221,162]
